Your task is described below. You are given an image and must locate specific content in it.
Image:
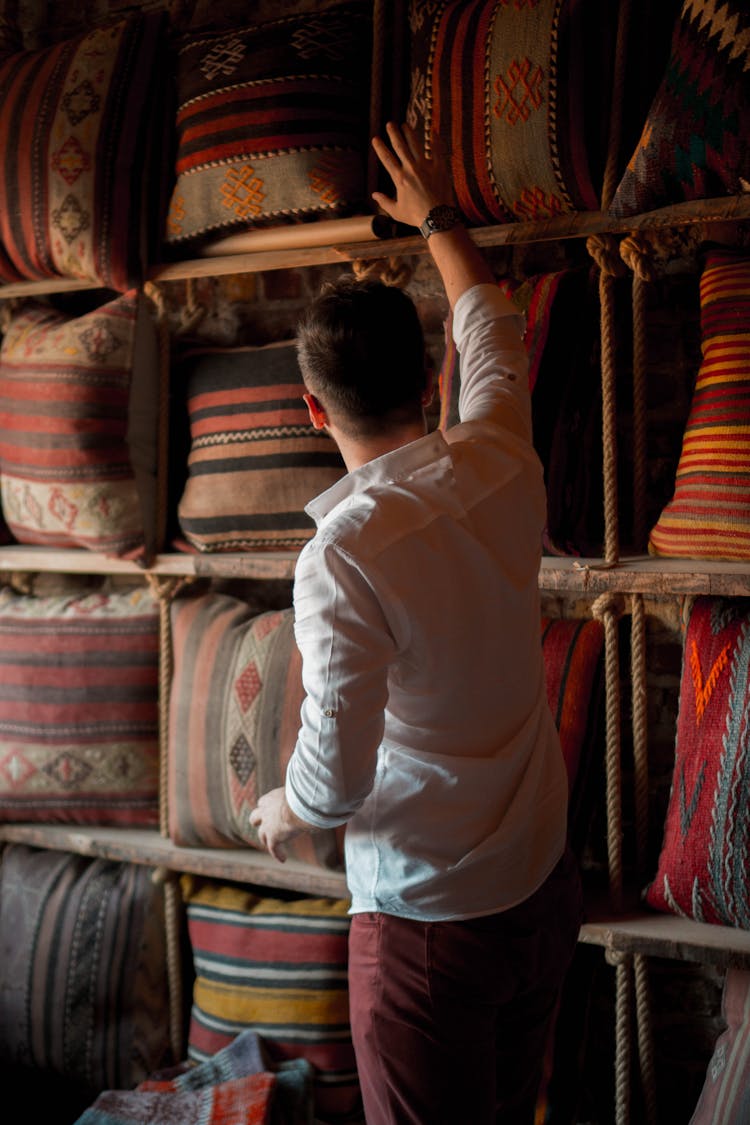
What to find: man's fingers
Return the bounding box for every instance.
[385,121,412,168]
[372,135,400,179]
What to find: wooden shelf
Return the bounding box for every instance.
[1,194,748,298]
[0,545,299,580]
[0,824,348,899]
[580,908,750,970]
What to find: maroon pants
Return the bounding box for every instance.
[348,847,582,1125]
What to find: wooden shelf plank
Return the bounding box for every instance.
[0,545,299,579]
[580,909,750,969]
[0,824,348,898]
[539,555,750,597]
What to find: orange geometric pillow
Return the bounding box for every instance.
[649,249,750,560]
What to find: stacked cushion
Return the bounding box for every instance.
[0,13,166,289]
[175,340,345,552]
[649,248,750,561]
[0,585,160,826]
[168,593,343,868]
[0,844,171,1094]
[0,291,162,562]
[165,1,372,249]
[646,597,750,928]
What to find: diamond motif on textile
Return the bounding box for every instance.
[0,749,36,787]
[407,68,428,130]
[52,194,91,243]
[493,58,544,126]
[310,154,345,205]
[61,79,101,126]
[78,322,122,362]
[235,661,262,711]
[51,136,90,186]
[200,35,246,81]
[20,484,43,526]
[230,734,256,786]
[220,164,265,220]
[292,16,349,61]
[43,752,92,788]
[513,186,565,220]
[49,488,78,530]
[254,612,282,641]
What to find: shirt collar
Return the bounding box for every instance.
[305,428,449,525]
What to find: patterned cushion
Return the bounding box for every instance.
[645,597,750,928]
[0,585,160,826]
[175,341,345,552]
[0,844,171,1094]
[690,969,750,1124]
[649,249,750,561]
[165,2,372,248]
[0,292,161,562]
[610,0,750,218]
[0,13,165,290]
[407,0,616,223]
[181,879,360,1120]
[168,593,343,868]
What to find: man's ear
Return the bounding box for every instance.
[303,392,329,431]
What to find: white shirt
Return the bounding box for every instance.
[285,283,568,920]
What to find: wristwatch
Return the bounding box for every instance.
[418,204,463,239]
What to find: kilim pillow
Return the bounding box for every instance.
[0,13,166,290]
[649,248,750,561]
[181,878,360,1121]
[0,585,160,826]
[0,291,162,563]
[165,2,372,249]
[168,593,343,869]
[690,968,750,1125]
[0,844,171,1095]
[407,0,616,223]
[645,597,750,928]
[610,0,750,218]
[175,341,345,552]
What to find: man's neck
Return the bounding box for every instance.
[334,420,429,473]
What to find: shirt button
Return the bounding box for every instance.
[323,708,336,718]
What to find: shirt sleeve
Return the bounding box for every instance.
[285,536,397,829]
[453,283,532,440]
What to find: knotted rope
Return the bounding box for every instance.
[620,235,656,551]
[635,953,658,1125]
[593,592,625,908]
[630,593,649,879]
[144,282,172,556]
[153,865,185,1065]
[352,256,414,288]
[606,949,632,1125]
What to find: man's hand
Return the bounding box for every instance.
[371,121,455,230]
[249,787,310,863]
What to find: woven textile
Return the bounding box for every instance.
[649,249,750,561]
[176,341,345,552]
[0,585,159,825]
[165,2,372,248]
[0,14,165,289]
[182,880,360,1120]
[407,0,615,223]
[645,597,750,928]
[0,292,161,562]
[0,844,171,1093]
[169,593,343,868]
[610,0,750,218]
[690,968,750,1124]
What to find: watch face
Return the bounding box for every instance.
[429,205,457,230]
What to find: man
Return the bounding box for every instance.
[250,122,582,1124]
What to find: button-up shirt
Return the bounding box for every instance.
[285,283,568,920]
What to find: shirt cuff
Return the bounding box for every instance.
[285,757,352,830]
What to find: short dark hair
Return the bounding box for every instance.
[296,274,428,438]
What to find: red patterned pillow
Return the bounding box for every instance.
[0,585,160,826]
[0,14,165,290]
[610,0,750,218]
[646,597,750,928]
[649,248,750,561]
[407,0,616,223]
[165,2,372,249]
[168,593,343,869]
[0,292,161,562]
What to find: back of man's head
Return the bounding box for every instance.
[296,275,428,438]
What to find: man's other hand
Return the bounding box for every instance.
[249,787,309,863]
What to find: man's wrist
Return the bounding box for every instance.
[418,204,463,239]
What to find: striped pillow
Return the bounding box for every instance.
[165,2,372,248]
[181,879,360,1120]
[168,593,343,869]
[175,341,345,552]
[649,249,750,560]
[0,844,171,1094]
[0,14,165,290]
[0,585,160,825]
[407,0,616,223]
[0,292,161,563]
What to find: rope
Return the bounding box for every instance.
[630,594,649,879]
[143,283,171,556]
[146,575,195,837]
[352,256,414,288]
[607,950,632,1125]
[601,0,632,211]
[153,867,185,1064]
[368,0,386,201]
[593,592,624,908]
[175,277,207,337]
[634,953,658,1125]
[620,235,655,551]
